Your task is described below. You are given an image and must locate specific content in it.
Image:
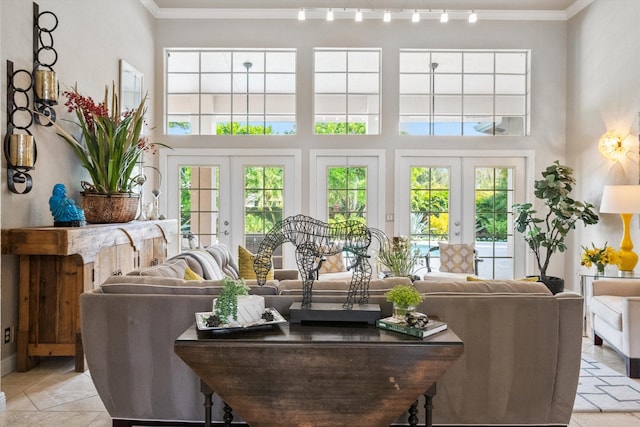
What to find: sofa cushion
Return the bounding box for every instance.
[591,295,623,331]
[238,245,274,280]
[414,280,552,295]
[140,259,188,278]
[278,277,412,295]
[100,275,279,295]
[438,242,475,273]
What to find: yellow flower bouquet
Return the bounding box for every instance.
[580,242,620,274]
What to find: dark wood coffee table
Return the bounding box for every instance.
[175,322,463,427]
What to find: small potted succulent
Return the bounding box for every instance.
[385,284,424,320]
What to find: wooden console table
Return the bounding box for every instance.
[2,220,178,372]
[175,323,463,427]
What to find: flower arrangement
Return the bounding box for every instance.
[580,242,620,274]
[377,236,421,277]
[45,83,159,194]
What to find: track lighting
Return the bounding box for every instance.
[469,10,478,23]
[326,8,334,21]
[298,8,305,21]
[411,10,420,23]
[383,10,391,22]
[440,10,449,23]
[355,9,362,22]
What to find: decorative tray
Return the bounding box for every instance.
[195,308,286,332]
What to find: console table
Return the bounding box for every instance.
[2,220,178,372]
[175,323,463,427]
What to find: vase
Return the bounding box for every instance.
[392,303,417,321]
[81,192,140,224]
[595,263,606,276]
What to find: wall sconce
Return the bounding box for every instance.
[33,2,59,126]
[598,131,626,161]
[4,60,37,194]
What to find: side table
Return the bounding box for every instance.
[175,323,463,427]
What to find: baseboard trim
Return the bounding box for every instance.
[1,354,16,377]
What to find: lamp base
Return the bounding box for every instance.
[619,270,636,277]
[618,249,639,273]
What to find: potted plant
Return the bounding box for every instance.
[42,83,164,223]
[513,161,599,293]
[211,277,250,325]
[385,284,423,320]
[377,236,421,278]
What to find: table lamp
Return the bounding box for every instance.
[600,185,640,275]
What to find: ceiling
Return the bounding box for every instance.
[143,0,593,20]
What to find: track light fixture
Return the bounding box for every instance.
[326,8,334,21]
[469,10,478,23]
[295,8,478,23]
[383,10,391,22]
[355,9,362,22]
[411,10,420,23]
[440,10,449,23]
[298,8,305,21]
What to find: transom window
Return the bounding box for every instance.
[399,49,530,136]
[166,49,296,135]
[314,49,381,135]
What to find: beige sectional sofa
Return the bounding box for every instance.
[80,244,583,427]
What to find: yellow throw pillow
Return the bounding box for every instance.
[184,266,204,281]
[238,245,274,280]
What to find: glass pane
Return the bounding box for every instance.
[315,118,347,134]
[433,96,462,114]
[201,52,232,72]
[201,94,231,114]
[400,52,430,72]
[265,94,295,114]
[266,74,296,93]
[201,73,231,93]
[348,94,378,114]
[431,52,462,73]
[400,74,430,94]
[265,116,295,134]
[400,95,429,114]
[399,119,429,136]
[433,74,462,94]
[496,116,524,135]
[168,51,199,73]
[315,51,347,72]
[348,73,379,93]
[495,75,526,95]
[464,75,493,94]
[463,96,493,115]
[315,73,346,93]
[168,94,199,114]
[266,51,296,72]
[348,51,379,72]
[433,118,461,135]
[168,115,198,135]
[496,52,527,74]
[233,52,265,72]
[464,52,494,73]
[167,73,199,93]
[463,117,494,136]
[496,96,525,115]
[315,94,347,114]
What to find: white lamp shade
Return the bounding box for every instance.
[600,185,640,213]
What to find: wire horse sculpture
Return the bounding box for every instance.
[254,214,387,309]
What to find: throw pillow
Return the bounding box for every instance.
[140,258,188,278]
[238,245,274,280]
[318,248,346,274]
[438,243,475,273]
[184,266,204,281]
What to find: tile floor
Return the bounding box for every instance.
[0,339,639,427]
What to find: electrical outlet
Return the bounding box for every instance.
[4,327,10,344]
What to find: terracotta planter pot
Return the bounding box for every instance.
[81,192,139,224]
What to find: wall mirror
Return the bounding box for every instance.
[119,59,143,112]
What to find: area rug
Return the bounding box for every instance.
[574,355,640,412]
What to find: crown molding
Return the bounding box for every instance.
[141,1,591,21]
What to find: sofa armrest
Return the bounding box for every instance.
[275,269,299,280]
[622,297,640,356]
[592,279,640,297]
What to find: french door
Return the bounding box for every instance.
[163,149,300,268]
[395,152,529,279]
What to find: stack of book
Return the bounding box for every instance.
[376,316,447,338]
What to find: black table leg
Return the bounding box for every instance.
[223,402,234,426]
[407,400,419,426]
[424,383,437,427]
[200,380,213,427]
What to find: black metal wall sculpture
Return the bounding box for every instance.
[254,214,387,309]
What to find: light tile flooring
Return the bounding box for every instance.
[0,340,638,427]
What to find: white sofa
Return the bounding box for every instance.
[591,278,640,377]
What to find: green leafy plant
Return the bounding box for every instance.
[377,236,421,277]
[385,284,423,307]
[214,277,250,322]
[513,161,599,281]
[43,83,167,194]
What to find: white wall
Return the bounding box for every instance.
[567,0,640,286]
[0,0,155,373]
